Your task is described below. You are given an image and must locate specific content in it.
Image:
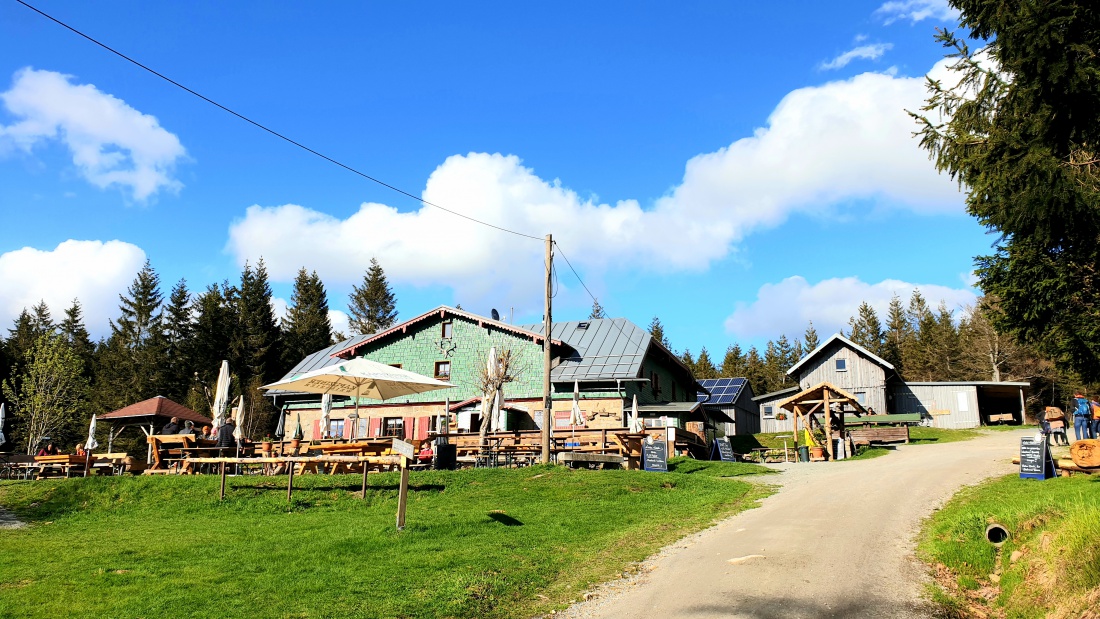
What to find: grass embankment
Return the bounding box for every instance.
[919,474,1100,618]
[0,462,771,619]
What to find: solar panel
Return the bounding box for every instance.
[698,377,746,405]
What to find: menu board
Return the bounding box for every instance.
[642,438,668,472]
[1019,438,1055,480]
[713,437,736,462]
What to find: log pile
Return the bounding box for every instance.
[1070,439,1100,468]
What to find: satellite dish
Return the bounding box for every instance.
[491,308,500,321]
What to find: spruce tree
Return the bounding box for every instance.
[348,258,397,335]
[720,344,747,378]
[744,347,768,396]
[6,310,39,373]
[98,260,167,408]
[848,302,884,356]
[29,300,54,336]
[803,321,820,352]
[694,347,719,379]
[58,299,94,377]
[883,294,909,376]
[647,316,672,350]
[763,341,784,393]
[905,290,937,381]
[233,259,282,437]
[282,268,334,367]
[679,349,696,377]
[588,298,607,320]
[932,302,962,381]
[162,280,195,402]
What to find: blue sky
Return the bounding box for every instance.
[0,0,987,357]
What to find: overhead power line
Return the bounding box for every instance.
[14,0,542,241]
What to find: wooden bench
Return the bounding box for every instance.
[556,452,625,469]
[849,426,909,446]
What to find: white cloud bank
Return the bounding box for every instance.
[724,275,978,341]
[229,58,964,308]
[0,68,186,200]
[876,0,959,24]
[0,240,147,336]
[820,43,893,70]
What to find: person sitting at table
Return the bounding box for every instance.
[161,416,181,435]
[36,440,60,456]
[418,442,434,465]
[216,417,237,449]
[201,425,214,441]
[180,420,199,438]
[75,443,86,457]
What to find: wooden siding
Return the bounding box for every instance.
[757,393,796,434]
[891,384,981,429]
[797,341,888,413]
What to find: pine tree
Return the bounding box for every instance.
[647,316,672,350]
[763,340,784,393]
[883,294,909,376]
[192,282,238,387]
[720,344,747,378]
[744,347,768,396]
[848,302,884,356]
[233,259,282,437]
[162,279,195,402]
[905,290,937,381]
[932,302,962,381]
[58,299,94,377]
[97,260,167,409]
[6,310,39,373]
[694,347,718,379]
[348,258,397,335]
[282,268,334,366]
[680,349,696,377]
[803,321,820,353]
[29,300,54,336]
[588,298,607,320]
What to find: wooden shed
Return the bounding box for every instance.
[786,334,895,414]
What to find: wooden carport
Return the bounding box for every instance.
[777,382,868,460]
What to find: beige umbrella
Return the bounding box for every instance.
[211,360,231,430]
[320,394,333,438]
[232,395,246,444]
[262,358,455,436]
[629,394,643,433]
[569,381,585,427]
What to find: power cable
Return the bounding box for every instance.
[14,0,543,241]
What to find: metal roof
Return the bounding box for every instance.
[637,401,702,414]
[269,333,372,392]
[903,381,1030,387]
[751,386,800,402]
[786,333,895,376]
[697,377,747,405]
[519,318,654,382]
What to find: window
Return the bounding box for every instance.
[382,418,404,437]
[389,363,403,369]
[763,405,775,419]
[441,321,453,339]
[651,371,661,397]
[357,418,369,438]
[835,358,848,372]
[434,361,451,379]
[854,392,866,405]
[327,419,345,438]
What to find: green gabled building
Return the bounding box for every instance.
[270,306,703,441]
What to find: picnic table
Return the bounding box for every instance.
[34,454,96,478]
[612,432,651,470]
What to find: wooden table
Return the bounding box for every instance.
[34,454,96,478]
[612,432,650,470]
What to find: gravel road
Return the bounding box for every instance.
[556,429,1027,619]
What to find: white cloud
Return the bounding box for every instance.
[876,0,959,24]
[228,57,964,309]
[820,43,894,70]
[270,297,352,339]
[0,240,147,337]
[724,275,978,340]
[0,68,186,200]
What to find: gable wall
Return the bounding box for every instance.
[797,341,888,413]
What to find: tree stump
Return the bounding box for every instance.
[1070,439,1100,468]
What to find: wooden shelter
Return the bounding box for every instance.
[99,396,212,459]
[777,382,867,460]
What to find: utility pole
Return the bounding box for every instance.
[541,234,553,464]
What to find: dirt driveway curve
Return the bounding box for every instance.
[559,429,1028,619]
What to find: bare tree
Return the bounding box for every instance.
[475,348,520,448]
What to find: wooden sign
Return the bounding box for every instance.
[712,437,736,462]
[392,438,415,459]
[642,437,668,472]
[1019,438,1055,480]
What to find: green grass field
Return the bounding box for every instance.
[919,473,1100,618]
[0,462,771,619]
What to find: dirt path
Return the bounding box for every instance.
[559,429,1026,619]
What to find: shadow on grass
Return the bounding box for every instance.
[232,482,447,493]
[488,512,523,526]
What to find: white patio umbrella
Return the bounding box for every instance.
[629,394,643,433]
[232,395,246,443]
[569,381,585,427]
[274,406,286,438]
[85,414,99,451]
[211,360,231,430]
[320,394,333,438]
[262,357,455,437]
[0,403,6,448]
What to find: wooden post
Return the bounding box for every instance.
[823,389,834,460]
[541,234,553,464]
[361,460,369,499]
[396,455,409,530]
[219,462,227,500]
[287,460,295,503]
[83,451,92,478]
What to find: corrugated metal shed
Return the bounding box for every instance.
[519,318,653,382]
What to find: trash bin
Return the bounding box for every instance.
[797,446,809,462]
[435,443,457,470]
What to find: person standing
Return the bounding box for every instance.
[1072,394,1091,442]
[1090,398,1100,440]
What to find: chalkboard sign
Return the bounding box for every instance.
[712,437,736,462]
[642,438,668,472]
[1019,438,1056,480]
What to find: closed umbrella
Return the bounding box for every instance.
[232,395,246,444]
[83,414,98,477]
[211,360,231,430]
[274,407,286,439]
[629,395,643,433]
[293,413,304,440]
[320,394,332,438]
[569,381,585,427]
[0,403,6,448]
